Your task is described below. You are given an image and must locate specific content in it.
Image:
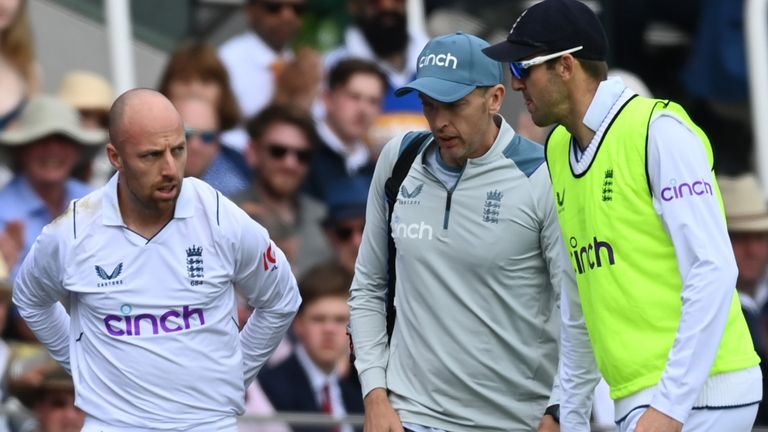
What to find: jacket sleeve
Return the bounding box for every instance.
[348,134,404,398]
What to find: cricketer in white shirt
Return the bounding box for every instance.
[13,174,301,431]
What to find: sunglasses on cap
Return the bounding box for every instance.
[266,143,312,164]
[256,0,306,15]
[185,128,219,145]
[508,46,583,80]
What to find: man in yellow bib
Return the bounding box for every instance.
[484,0,761,431]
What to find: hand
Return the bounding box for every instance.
[363,388,404,432]
[538,414,560,432]
[635,407,683,432]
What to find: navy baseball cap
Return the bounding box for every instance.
[482,0,608,62]
[395,32,503,103]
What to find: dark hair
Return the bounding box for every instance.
[328,59,388,92]
[157,41,241,130]
[298,262,353,313]
[245,104,319,147]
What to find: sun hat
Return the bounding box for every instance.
[57,70,114,112]
[719,173,768,232]
[0,95,106,158]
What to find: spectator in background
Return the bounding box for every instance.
[720,173,768,425]
[305,59,384,203]
[0,96,104,276]
[259,262,363,432]
[0,0,36,188]
[219,0,307,151]
[175,96,250,197]
[325,0,429,153]
[0,0,38,92]
[11,361,84,432]
[158,41,242,142]
[322,177,368,276]
[236,105,331,278]
[57,70,115,187]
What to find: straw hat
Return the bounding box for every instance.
[0,95,106,161]
[719,173,768,232]
[57,70,114,112]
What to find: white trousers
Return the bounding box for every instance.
[617,404,759,432]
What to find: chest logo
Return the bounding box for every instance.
[482,190,503,224]
[556,189,566,210]
[398,183,424,205]
[602,169,614,202]
[95,263,124,287]
[186,245,204,286]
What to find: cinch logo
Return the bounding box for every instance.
[418,52,458,69]
[569,236,616,274]
[392,216,433,240]
[103,305,205,337]
[660,178,713,202]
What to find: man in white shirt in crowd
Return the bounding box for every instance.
[484,0,761,431]
[13,88,301,432]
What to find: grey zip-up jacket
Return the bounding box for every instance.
[349,117,571,431]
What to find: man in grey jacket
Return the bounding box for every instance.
[348,32,572,432]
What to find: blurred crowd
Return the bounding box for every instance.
[0,0,764,431]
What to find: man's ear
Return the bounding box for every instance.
[106,143,122,171]
[559,54,577,80]
[487,84,506,116]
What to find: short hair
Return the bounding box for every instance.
[157,41,241,130]
[245,104,319,148]
[297,262,352,313]
[328,59,388,92]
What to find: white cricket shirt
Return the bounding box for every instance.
[13,174,301,430]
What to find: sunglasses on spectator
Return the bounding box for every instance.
[185,128,219,145]
[257,1,306,15]
[509,46,583,80]
[266,143,312,164]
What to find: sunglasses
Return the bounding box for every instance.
[258,1,306,15]
[509,46,583,80]
[333,225,364,241]
[185,128,219,145]
[266,143,312,164]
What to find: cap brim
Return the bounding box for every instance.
[395,77,476,103]
[482,41,541,62]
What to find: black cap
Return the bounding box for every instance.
[482,0,608,62]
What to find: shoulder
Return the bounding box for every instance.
[258,354,304,387]
[502,133,546,178]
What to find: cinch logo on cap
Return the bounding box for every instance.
[418,52,458,69]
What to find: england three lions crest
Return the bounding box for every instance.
[186,245,204,286]
[482,190,503,224]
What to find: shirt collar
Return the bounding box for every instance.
[245,31,292,65]
[316,120,370,174]
[295,343,337,396]
[583,76,629,132]
[102,173,195,226]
